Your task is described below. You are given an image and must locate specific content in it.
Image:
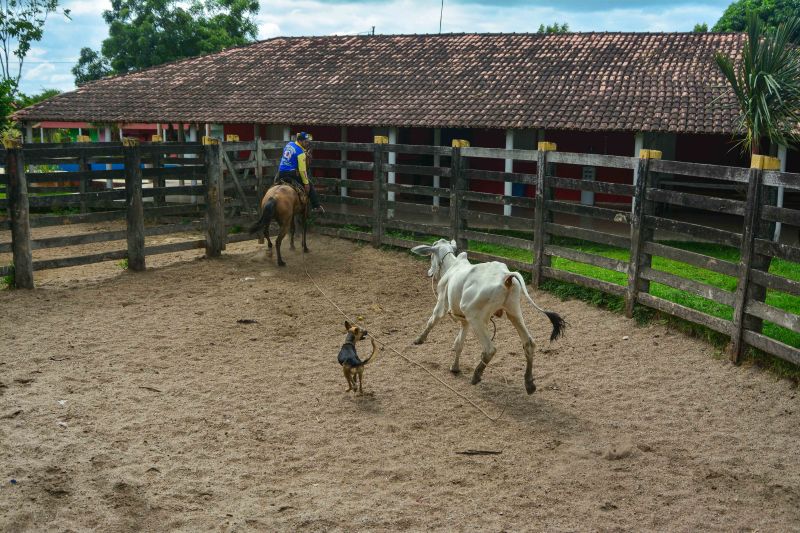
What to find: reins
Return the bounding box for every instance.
[301,246,505,422]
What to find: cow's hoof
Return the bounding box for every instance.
[450,365,460,374]
[525,380,536,395]
[471,371,482,385]
[303,247,310,253]
[277,260,286,267]
[413,337,425,345]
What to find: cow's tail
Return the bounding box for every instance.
[249,198,276,235]
[506,272,566,341]
[360,338,380,365]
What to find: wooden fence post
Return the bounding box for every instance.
[5,140,34,288]
[151,134,165,206]
[728,154,779,362]
[203,138,225,257]
[625,149,660,318]
[77,136,90,214]
[123,138,146,271]
[255,137,264,193]
[450,139,469,251]
[532,142,556,288]
[372,136,388,247]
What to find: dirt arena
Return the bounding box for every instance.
[1,230,799,531]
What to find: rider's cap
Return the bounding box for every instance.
[297,132,313,141]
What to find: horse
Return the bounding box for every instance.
[248,183,309,266]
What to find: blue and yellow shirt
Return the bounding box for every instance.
[278,141,309,184]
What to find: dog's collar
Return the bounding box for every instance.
[343,332,357,346]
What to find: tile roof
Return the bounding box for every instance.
[16,32,746,134]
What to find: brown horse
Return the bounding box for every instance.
[248,184,309,266]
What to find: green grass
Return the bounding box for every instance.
[327,224,800,380]
[1,265,14,289]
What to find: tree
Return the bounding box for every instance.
[0,0,70,96]
[72,48,111,86]
[16,86,58,107]
[714,13,800,154]
[0,78,14,130]
[714,0,800,41]
[72,0,258,85]
[693,23,709,32]
[537,22,570,34]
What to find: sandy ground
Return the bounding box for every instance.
[1,230,799,532]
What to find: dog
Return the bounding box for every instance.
[338,320,379,395]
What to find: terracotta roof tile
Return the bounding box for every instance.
[16,32,746,134]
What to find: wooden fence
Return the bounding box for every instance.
[3,137,799,368]
[0,139,225,285]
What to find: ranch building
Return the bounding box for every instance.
[14,32,800,208]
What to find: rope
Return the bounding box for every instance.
[302,246,505,422]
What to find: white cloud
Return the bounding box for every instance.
[64,0,111,17]
[254,0,724,38]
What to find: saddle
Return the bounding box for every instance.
[272,177,309,209]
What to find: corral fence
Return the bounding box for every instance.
[2,137,799,368]
[0,139,225,282]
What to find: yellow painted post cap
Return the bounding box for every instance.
[639,149,662,159]
[750,154,781,170]
[202,136,220,145]
[122,137,139,147]
[76,135,92,143]
[374,135,389,144]
[451,139,470,148]
[150,134,163,143]
[225,134,240,142]
[537,141,557,151]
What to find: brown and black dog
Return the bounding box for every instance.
[338,321,379,395]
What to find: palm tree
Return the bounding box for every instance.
[715,13,800,155]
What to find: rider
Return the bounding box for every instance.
[276,132,324,213]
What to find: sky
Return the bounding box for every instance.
[17,0,733,96]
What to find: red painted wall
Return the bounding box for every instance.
[547,131,635,203]
[676,134,749,167]
[223,123,256,141]
[785,146,799,174]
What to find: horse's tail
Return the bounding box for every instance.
[506,272,567,342]
[249,198,276,234]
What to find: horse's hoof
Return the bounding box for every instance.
[303,248,310,253]
[450,365,460,374]
[278,261,286,267]
[525,380,536,395]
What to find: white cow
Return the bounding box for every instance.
[411,239,565,394]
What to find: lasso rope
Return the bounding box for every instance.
[301,244,505,422]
